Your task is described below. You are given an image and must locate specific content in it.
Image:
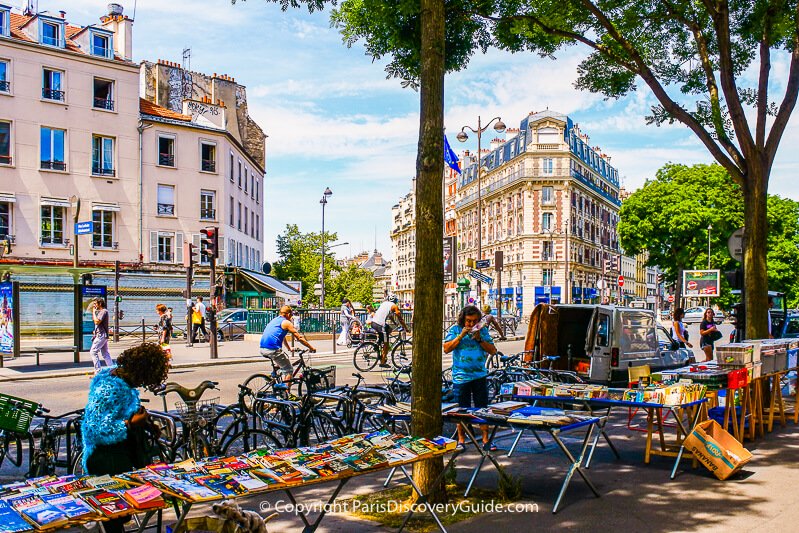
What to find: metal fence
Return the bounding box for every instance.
[246,309,414,334]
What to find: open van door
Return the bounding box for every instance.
[588,307,613,382]
[616,311,660,378]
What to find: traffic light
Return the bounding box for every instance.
[200,227,219,260]
[656,273,664,285]
[183,242,198,267]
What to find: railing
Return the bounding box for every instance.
[247,308,414,335]
[93,97,114,110]
[531,143,565,150]
[201,159,216,172]
[157,203,175,216]
[159,153,175,166]
[42,88,64,101]
[0,80,10,92]
[570,169,622,207]
[40,160,66,171]
[92,165,115,177]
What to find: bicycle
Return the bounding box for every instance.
[352,327,412,371]
[320,372,392,434]
[156,380,223,460]
[210,383,282,456]
[26,407,84,478]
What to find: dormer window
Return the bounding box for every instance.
[91,32,112,58]
[41,21,62,47]
[0,8,9,37]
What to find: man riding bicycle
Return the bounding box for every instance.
[372,295,410,368]
[259,306,316,392]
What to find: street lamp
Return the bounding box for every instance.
[320,187,333,308]
[457,116,506,305]
[707,223,712,269]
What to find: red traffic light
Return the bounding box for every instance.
[200,227,219,259]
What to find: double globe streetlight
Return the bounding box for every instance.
[457,116,506,305]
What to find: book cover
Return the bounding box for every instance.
[399,437,434,456]
[194,475,248,498]
[249,469,286,485]
[84,491,131,518]
[40,493,96,520]
[0,499,34,533]
[343,447,388,471]
[383,447,418,464]
[121,484,164,510]
[232,475,269,492]
[432,436,458,451]
[8,495,69,530]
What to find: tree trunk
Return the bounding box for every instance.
[743,162,770,339]
[411,0,446,504]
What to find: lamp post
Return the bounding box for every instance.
[707,223,712,269]
[319,187,332,308]
[457,116,506,306]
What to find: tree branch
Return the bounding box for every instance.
[756,4,776,148]
[766,2,799,164]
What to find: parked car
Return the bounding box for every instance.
[682,306,724,325]
[215,308,248,341]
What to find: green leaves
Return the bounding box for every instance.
[273,224,340,306]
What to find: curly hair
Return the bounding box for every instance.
[457,305,482,327]
[115,342,170,392]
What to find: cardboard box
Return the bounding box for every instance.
[684,419,753,480]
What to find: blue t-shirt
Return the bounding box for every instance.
[260,316,289,350]
[444,324,493,384]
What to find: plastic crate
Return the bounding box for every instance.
[0,393,41,434]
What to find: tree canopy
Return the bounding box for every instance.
[272,224,340,306]
[326,263,376,306]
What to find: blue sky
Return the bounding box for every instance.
[40,0,799,261]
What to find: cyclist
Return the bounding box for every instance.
[259,306,316,391]
[372,295,410,368]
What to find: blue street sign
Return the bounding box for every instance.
[469,269,493,285]
[475,259,491,269]
[75,221,94,235]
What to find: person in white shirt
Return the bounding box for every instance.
[371,296,410,367]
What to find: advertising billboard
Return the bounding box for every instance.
[0,282,13,354]
[443,236,457,284]
[683,270,720,297]
[80,285,108,351]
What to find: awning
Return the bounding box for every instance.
[92,203,121,212]
[238,269,300,296]
[0,193,16,203]
[41,197,71,208]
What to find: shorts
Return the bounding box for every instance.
[260,348,292,376]
[372,323,393,345]
[453,377,488,409]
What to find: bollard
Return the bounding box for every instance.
[141,318,145,344]
[332,326,336,355]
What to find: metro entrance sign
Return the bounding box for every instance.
[618,275,625,287]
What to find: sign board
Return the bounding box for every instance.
[0,282,14,355]
[646,295,656,304]
[727,227,744,263]
[475,259,491,269]
[443,236,457,284]
[683,270,720,297]
[618,275,625,287]
[80,285,107,351]
[75,221,94,235]
[668,294,675,303]
[469,269,493,285]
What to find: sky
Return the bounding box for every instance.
[35,0,799,262]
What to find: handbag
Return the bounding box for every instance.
[710,329,723,342]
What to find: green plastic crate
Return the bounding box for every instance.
[0,393,40,434]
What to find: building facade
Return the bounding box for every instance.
[390,179,416,306]
[454,110,623,315]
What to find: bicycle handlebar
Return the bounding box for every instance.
[158,380,219,403]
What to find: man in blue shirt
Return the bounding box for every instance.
[444,305,497,450]
[260,306,316,390]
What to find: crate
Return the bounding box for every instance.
[760,346,777,375]
[0,393,41,434]
[716,343,754,366]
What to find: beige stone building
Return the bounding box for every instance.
[455,110,623,315]
[390,179,416,306]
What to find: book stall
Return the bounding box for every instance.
[0,430,458,533]
[376,402,604,513]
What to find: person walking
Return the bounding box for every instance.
[337,298,355,346]
[89,298,113,374]
[671,307,693,350]
[371,296,410,368]
[699,308,721,362]
[443,305,498,451]
[260,306,316,392]
[156,304,173,359]
[191,296,208,343]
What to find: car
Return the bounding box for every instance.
[215,307,248,341]
[682,306,724,325]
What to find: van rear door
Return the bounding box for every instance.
[617,310,659,370]
[589,308,612,382]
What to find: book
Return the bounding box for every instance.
[432,436,458,452]
[382,447,418,464]
[8,495,69,530]
[342,447,388,471]
[232,475,270,493]
[0,499,33,533]
[83,490,131,518]
[147,479,219,502]
[40,493,96,520]
[83,475,126,491]
[193,475,248,498]
[122,484,165,510]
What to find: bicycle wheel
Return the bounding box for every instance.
[213,405,241,438]
[311,411,344,443]
[390,339,413,369]
[241,373,274,413]
[69,451,85,476]
[353,342,381,372]
[222,429,281,456]
[187,431,211,459]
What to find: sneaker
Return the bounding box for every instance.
[455,442,466,452]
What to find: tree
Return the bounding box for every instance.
[272,224,339,306]
[326,264,376,306]
[619,163,799,308]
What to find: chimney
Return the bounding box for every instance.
[101,4,133,61]
[59,10,66,18]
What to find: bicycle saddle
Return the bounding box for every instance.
[158,381,218,403]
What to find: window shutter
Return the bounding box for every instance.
[149,231,158,262]
[218,236,225,263]
[175,232,184,263]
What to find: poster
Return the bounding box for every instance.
[0,282,13,354]
[81,285,107,351]
[683,270,720,297]
[443,236,457,284]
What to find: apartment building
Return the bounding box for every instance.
[390,179,415,305]
[455,110,623,314]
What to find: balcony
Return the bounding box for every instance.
[92,166,115,177]
[42,88,64,101]
[201,159,216,172]
[159,153,175,167]
[0,81,9,92]
[40,160,66,171]
[93,97,114,110]
[201,209,216,220]
[157,203,175,216]
[530,143,566,151]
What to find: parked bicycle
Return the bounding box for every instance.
[353,327,412,371]
[26,407,84,477]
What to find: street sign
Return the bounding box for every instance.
[469,269,493,285]
[668,294,675,303]
[475,259,491,269]
[727,227,744,262]
[75,221,94,235]
[618,275,625,287]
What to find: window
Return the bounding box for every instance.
[238,160,242,188]
[251,211,255,238]
[255,177,259,203]
[91,32,111,58]
[0,121,10,165]
[237,202,242,230]
[229,152,234,181]
[229,196,234,226]
[542,241,553,261]
[40,127,66,171]
[41,21,62,47]
[244,168,248,193]
[542,186,554,205]
[255,214,260,241]
[93,78,114,110]
[158,136,175,167]
[200,190,216,220]
[543,268,553,286]
[200,142,216,172]
[158,234,173,263]
[157,184,175,216]
[237,242,243,266]
[0,202,10,239]
[0,8,8,37]
[596,315,610,347]
[542,212,553,231]
[244,206,248,234]
[250,175,255,199]
[0,60,9,93]
[42,68,64,101]
[40,205,64,245]
[92,210,114,249]
[542,158,554,174]
[91,135,114,176]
